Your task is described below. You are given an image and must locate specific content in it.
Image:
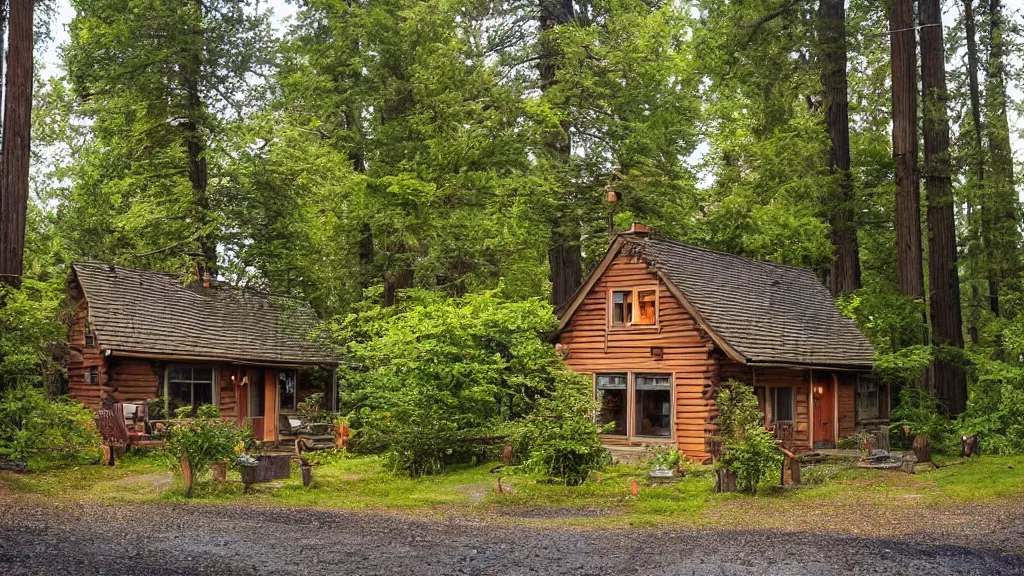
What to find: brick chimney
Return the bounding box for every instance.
[626,222,651,236]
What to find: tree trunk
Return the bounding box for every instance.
[920,0,967,415]
[983,0,1020,318]
[183,0,216,280]
[538,0,581,308]
[817,0,860,296]
[963,0,984,344]
[887,0,924,303]
[0,0,33,290]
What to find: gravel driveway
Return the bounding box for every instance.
[1,496,1022,576]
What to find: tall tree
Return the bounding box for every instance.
[982,0,1020,317]
[0,0,34,289]
[817,0,861,295]
[538,0,580,308]
[887,0,924,301]
[962,0,984,344]
[919,0,966,413]
[62,0,273,277]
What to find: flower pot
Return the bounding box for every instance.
[210,462,227,484]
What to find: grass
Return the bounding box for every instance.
[3,451,1023,531]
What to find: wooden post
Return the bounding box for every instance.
[181,454,194,498]
[263,369,277,443]
[912,434,931,463]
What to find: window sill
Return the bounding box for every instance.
[607,325,660,333]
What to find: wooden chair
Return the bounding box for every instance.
[94,403,165,465]
[278,414,334,456]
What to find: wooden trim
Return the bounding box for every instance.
[557,236,626,333]
[108,350,337,368]
[263,369,278,442]
[808,369,815,447]
[831,372,840,443]
[655,271,747,365]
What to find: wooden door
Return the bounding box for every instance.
[812,374,835,448]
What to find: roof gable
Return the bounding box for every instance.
[71,262,339,366]
[557,233,875,369]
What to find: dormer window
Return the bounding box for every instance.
[609,287,658,328]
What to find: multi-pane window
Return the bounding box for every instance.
[857,380,880,420]
[610,288,657,327]
[635,374,672,437]
[770,387,795,423]
[167,366,215,413]
[596,374,627,435]
[595,373,672,439]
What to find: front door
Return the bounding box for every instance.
[812,373,835,449]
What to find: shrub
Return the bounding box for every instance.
[165,404,248,497]
[714,380,782,495]
[331,287,597,478]
[889,387,958,454]
[297,392,329,424]
[507,372,609,486]
[0,385,100,469]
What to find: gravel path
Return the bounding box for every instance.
[1,495,1022,575]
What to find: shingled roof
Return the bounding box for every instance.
[559,231,875,369]
[71,262,339,366]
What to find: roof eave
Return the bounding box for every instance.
[104,348,344,368]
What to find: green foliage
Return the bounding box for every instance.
[715,380,782,495]
[889,388,957,454]
[0,281,65,391]
[332,287,604,481]
[297,393,328,424]
[165,404,248,495]
[0,385,100,469]
[873,346,934,386]
[957,352,1024,455]
[506,372,609,486]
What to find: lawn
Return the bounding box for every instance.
[2,450,1023,531]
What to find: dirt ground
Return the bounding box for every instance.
[1,491,1022,575]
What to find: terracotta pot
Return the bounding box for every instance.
[210,462,227,484]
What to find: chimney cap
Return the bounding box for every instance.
[627,222,651,236]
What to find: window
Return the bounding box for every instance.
[770,387,794,423]
[857,380,880,420]
[166,366,215,413]
[610,287,658,327]
[85,332,95,347]
[279,370,297,412]
[635,374,672,437]
[611,291,633,326]
[596,374,627,435]
[636,290,656,325]
[87,367,98,385]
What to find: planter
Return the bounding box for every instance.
[210,462,227,484]
[240,454,292,490]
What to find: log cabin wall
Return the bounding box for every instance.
[67,294,108,409]
[837,372,857,438]
[556,254,716,460]
[718,360,812,451]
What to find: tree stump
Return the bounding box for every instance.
[300,464,313,487]
[912,434,931,463]
[872,426,890,453]
[715,468,737,493]
[901,453,917,474]
[210,462,227,484]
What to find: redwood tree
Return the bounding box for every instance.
[0,0,33,290]
[817,0,860,296]
[887,0,923,301]
[920,0,966,414]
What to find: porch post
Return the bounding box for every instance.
[329,368,338,413]
[263,369,277,443]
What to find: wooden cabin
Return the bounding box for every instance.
[66,262,341,443]
[554,224,884,461]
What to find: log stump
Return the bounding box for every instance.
[912,434,931,463]
[715,468,737,493]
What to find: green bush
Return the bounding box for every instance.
[331,287,603,479]
[0,385,100,469]
[714,380,782,495]
[890,387,958,454]
[507,372,609,486]
[165,404,248,497]
[957,353,1024,455]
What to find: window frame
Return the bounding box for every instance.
[594,371,674,441]
[595,373,628,437]
[607,286,660,330]
[278,369,299,413]
[769,386,796,424]
[164,365,217,414]
[856,379,881,421]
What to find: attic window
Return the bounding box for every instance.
[610,287,658,328]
